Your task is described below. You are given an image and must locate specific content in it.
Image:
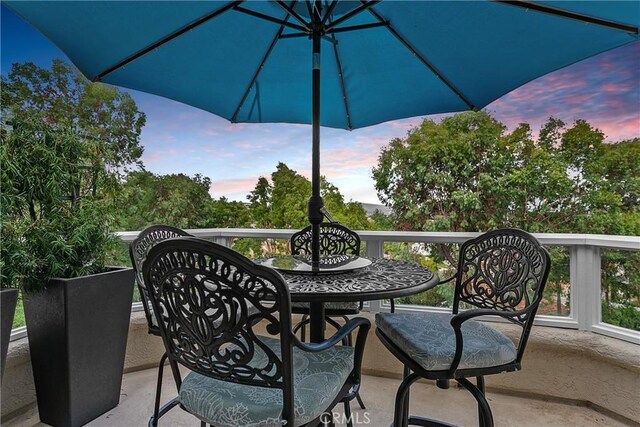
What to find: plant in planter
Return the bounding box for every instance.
[0,117,134,427]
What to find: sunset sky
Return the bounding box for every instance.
[2,5,638,204]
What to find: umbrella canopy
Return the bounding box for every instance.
[6,0,639,262]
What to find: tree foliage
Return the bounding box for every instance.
[1,60,146,175]
[373,111,639,324]
[247,162,371,230]
[114,171,251,231]
[373,111,639,236]
[1,118,118,293]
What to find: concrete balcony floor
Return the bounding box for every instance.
[4,367,627,427]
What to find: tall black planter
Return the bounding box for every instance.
[24,267,134,427]
[1,288,18,381]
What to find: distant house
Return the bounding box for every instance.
[359,203,392,217]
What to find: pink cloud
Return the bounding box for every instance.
[595,117,640,141]
[224,123,259,132]
[231,142,255,150]
[385,118,422,131]
[210,176,263,198]
[320,146,380,178]
[144,152,160,162]
[601,82,633,94]
[565,94,591,105]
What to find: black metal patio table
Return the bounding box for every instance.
[258,257,439,343]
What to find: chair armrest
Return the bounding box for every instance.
[293,317,371,388]
[292,317,371,353]
[438,275,456,285]
[446,308,529,377]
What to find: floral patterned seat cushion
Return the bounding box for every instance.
[291,301,360,312]
[179,336,354,427]
[376,312,517,371]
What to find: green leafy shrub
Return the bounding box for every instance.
[1,118,118,294]
[602,303,640,331]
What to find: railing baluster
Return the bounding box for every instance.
[364,238,384,258]
[571,245,601,331]
[213,237,233,248]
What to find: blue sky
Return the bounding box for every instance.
[2,5,638,204]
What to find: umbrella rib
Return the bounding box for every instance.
[329,32,353,130]
[231,4,295,123]
[327,21,389,34]
[494,1,639,35]
[91,1,241,82]
[325,0,381,32]
[321,0,339,25]
[305,1,314,19]
[275,1,311,30]
[234,6,308,32]
[363,2,477,111]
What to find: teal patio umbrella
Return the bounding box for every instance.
[5,0,639,263]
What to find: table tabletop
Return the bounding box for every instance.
[278,257,439,303]
[257,256,438,342]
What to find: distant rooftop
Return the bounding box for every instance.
[359,203,392,217]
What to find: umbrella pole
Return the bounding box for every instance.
[308,0,323,265]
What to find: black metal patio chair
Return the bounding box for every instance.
[142,236,371,427]
[290,222,396,329]
[129,224,192,426]
[375,229,551,427]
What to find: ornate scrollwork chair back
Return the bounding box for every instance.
[142,237,370,427]
[452,228,551,361]
[130,225,192,334]
[291,222,361,256]
[375,229,551,427]
[144,237,297,424]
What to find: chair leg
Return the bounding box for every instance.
[476,376,486,427]
[402,366,410,423]
[393,372,420,427]
[456,377,494,427]
[355,392,366,410]
[326,315,366,410]
[390,299,396,313]
[151,352,168,427]
[344,400,353,427]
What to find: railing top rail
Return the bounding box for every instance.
[115,228,639,250]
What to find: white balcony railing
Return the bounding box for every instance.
[117,228,640,344]
[11,229,639,345]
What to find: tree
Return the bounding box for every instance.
[373,111,638,235]
[240,163,373,258]
[114,171,251,230]
[373,112,639,321]
[247,162,371,230]
[268,163,311,229]
[209,197,252,228]
[247,177,272,227]
[1,60,146,175]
